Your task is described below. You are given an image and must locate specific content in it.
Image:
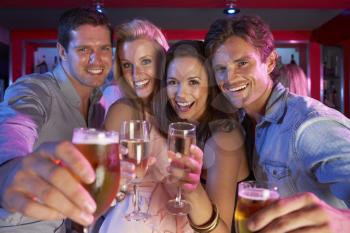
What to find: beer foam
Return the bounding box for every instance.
[72,130,118,145]
[239,188,279,201]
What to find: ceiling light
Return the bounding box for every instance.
[93,0,105,13]
[223,0,240,15]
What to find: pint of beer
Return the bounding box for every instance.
[235,181,279,233]
[72,128,120,219]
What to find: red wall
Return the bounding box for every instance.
[11,30,57,83]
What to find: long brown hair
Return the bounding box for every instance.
[154,40,237,149]
[204,15,275,63]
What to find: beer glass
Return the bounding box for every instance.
[166,122,196,215]
[72,128,120,233]
[235,181,280,233]
[120,120,151,221]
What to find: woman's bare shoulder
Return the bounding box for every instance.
[104,98,137,131]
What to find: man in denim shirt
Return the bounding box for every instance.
[205,15,350,232]
[0,8,113,232]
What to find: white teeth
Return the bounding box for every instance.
[177,102,192,107]
[88,69,103,74]
[229,84,247,92]
[135,79,150,88]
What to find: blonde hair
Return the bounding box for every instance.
[116,19,169,50]
[279,63,308,96]
[114,19,168,82]
[114,19,168,118]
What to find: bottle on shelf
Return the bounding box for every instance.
[290,54,296,64]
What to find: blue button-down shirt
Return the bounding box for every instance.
[251,83,350,209]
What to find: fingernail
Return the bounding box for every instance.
[175,152,182,159]
[84,170,95,183]
[84,200,96,213]
[120,184,128,192]
[80,212,93,225]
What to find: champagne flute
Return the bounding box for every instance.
[166,122,196,215]
[235,181,279,233]
[72,128,120,233]
[120,120,151,221]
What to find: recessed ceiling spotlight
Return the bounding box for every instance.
[223,0,240,15]
[93,0,105,14]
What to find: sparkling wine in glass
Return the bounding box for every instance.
[166,122,196,215]
[72,128,120,233]
[120,120,151,221]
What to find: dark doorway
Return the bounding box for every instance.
[0,42,9,101]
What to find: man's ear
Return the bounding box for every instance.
[57,42,68,61]
[266,50,278,75]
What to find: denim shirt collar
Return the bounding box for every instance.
[237,82,288,125]
[52,63,102,108]
[261,82,289,124]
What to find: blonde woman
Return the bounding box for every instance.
[101,19,196,233]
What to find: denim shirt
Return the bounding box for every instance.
[0,64,105,232]
[252,83,350,209]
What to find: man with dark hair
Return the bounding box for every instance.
[205,15,350,232]
[0,8,113,232]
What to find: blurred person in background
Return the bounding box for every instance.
[279,63,308,96]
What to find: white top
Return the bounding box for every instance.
[99,125,194,233]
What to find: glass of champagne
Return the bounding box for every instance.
[166,122,196,215]
[120,120,151,221]
[72,128,120,233]
[235,181,280,233]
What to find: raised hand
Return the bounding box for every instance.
[247,192,350,233]
[0,141,96,226]
[167,144,203,193]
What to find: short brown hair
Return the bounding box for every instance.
[204,15,275,62]
[58,7,113,51]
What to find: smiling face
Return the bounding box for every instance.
[58,24,113,90]
[211,36,275,112]
[118,38,159,100]
[166,56,209,122]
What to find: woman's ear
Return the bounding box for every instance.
[57,42,68,61]
[266,50,278,75]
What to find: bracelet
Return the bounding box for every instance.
[188,203,220,233]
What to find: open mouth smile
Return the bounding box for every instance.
[134,79,150,89]
[175,101,195,112]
